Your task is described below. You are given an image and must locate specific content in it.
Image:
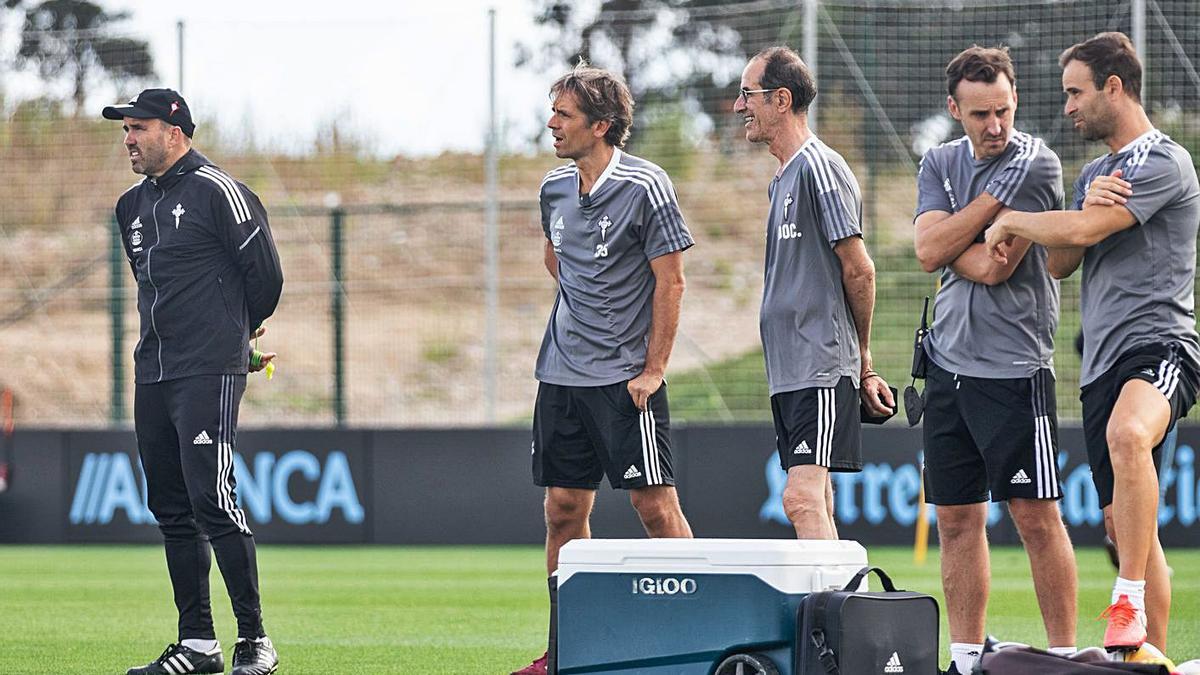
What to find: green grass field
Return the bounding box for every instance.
[1,545,1198,673]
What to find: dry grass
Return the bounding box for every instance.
[0,112,924,428]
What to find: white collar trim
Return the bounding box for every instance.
[1117,128,1159,155]
[583,147,622,195]
[779,136,817,175]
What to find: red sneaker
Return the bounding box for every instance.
[510,652,548,675]
[1101,594,1147,650]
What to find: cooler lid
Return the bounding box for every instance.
[558,538,867,568]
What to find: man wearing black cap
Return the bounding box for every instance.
[104,88,283,675]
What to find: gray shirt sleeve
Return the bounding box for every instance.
[1123,152,1184,226]
[1008,149,1064,212]
[985,136,1045,206]
[540,185,552,240]
[915,149,951,217]
[1071,167,1092,210]
[803,159,862,247]
[637,170,694,260]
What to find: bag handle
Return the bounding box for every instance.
[842,566,901,593]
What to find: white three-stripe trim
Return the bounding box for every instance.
[639,409,663,485]
[1154,359,1180,399]
[217,375,251,534]
[817,388,835,467]
[164,653,191,674]
[197,166,251,224]
[539,165,576,189]
[611,166,670,210]
[1030,372,1060,499]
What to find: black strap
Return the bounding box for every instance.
[843,566,901,593]
[809,628,840,675]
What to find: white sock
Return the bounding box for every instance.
[950,642,983,673]
[1048,646,1076,657]
[181,638,219,653]
[1113,577,1147,611]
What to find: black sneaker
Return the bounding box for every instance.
[127,643,224,675]
[232,636,279,675]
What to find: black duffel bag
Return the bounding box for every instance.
[976,646,1170,674]
[795,566,939,675]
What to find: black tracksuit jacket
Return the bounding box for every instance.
[115,149,284,385]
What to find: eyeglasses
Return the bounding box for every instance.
[737,87,777,101]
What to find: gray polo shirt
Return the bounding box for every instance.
[761,136,863,396]
[1074,129,1200,386]
[535,148,694,386]
[915,131,1064,378]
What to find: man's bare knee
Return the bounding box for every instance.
[1009,499,1065,545]
[630,487,673,519]
[936,504,987,543]
[1106,417,1158,466]
[782,483,825,523]
[545,490,592,534]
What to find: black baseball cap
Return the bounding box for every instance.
[102,88,195,137]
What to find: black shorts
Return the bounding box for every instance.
[923,362,1061,505]
[1080,342,1200,508]
[532,381,675,490]
[771,377,862,472]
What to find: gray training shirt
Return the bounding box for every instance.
[1074,129,1200,386]
[761,136,863,396]
[915,131,1064,379]
[535,148,695,386]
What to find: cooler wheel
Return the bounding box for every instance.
[713,652,780,675]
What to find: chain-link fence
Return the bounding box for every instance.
[1,0,1198,427]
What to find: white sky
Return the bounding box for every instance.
[14,1,562,156]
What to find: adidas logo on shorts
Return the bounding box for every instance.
[884,651,904,673]
[1010,469,1032,484]
[193,430,213,445]
[624,465,642,480]
[794,440,812,455]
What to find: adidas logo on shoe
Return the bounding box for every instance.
[884,651,904,673]
[794,440,812,455]
[193,430,213,446]
[623,465,642,480]
[1010,469,1032,484]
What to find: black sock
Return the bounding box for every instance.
[547,575,558,675]
[210,531,265,639]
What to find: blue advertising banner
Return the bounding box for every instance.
[0,425,1196,546]
[61,430,370,543]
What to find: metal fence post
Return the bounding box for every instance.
[804,0,819,130]
[1132,0,1146,100]
[484,7,499,423]
[177,20,185,91]
[331,207,346,426]
[110,216,125,425]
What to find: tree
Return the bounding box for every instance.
[16,0,154,114]
[515,0,798,147]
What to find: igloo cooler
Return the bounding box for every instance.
[556,538,869,674]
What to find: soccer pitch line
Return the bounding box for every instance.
[0,545,1196,673]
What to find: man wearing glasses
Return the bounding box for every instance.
[733,47,894,540]
[512,62,695,675]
